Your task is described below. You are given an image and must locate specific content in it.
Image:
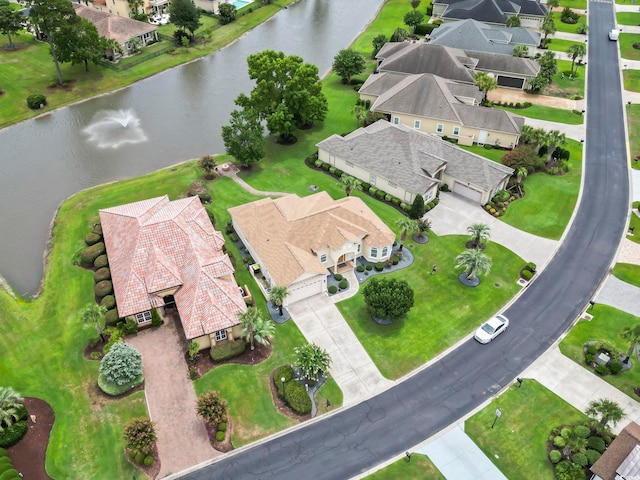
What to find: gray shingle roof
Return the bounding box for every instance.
[316,121,513,195]
[429,19,541,55]
[436,0,546,23]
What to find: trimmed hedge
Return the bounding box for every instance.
[585,449,601,465]
[93,254,109,269]
[218,422,227,432]
[95,280,113,297]
[94,267,111,283]
[143,455,154,466]
[521,269,533,281]
[356,265,365,272]
[26,93,46,110]
[98,373,144,396]
[0,420,27,448]
[339,279,348,290]
[549,450,562,464]
[334,274,343,281]
[104,309,120,326]
[374,262,384,272]
[587,436,606,453]
[210,339,245,362]
[215,431,225,442]
[575,425,590,438]
[92,223,103,235]
[285,380,312,415]
[328,285,338,294]
[274,365,294,385]
[81,242,106,266]
[101,295,116,310]
[84,232,102,246]
[573,453,588,467]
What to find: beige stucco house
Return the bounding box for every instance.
[100,195,247,351]
[229,192,396,305]
[359,72,523,148]
[89,0,167,18]
[316,120,514,205]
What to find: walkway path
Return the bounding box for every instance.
[287,293,394,407]
[426,193,559,268]
[216,162,290,197]
[127,316,218,478]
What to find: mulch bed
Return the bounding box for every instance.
[6,397,55,480]
[124,444,161,480]
[203,418,234,453]
[188,343,273,379]
[268,371,311,422]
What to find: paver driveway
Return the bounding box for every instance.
[127,316,218,478]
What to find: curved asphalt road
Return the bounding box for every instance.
[181,2,628,479]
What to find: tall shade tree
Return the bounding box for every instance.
[372,34,387,57]
[269,285,289,316]
[53,17,108,72]
[467,223,490,249]
[474,71,497,103]
[294,343,331,383]
[239,307,275,350]
[332,49,366,84]
[221,107,265,167]
[519,124,546,150]
[538,51,558,81]
[362,277,414,322]
[403,10,424,34]
[542,130,566,166]
[0,5,23,51]
[505,15,521,27]
[620,324,640,363]
[0,387,24,433]
[29,0,80,85]
[169,0,201,40]
[512,45,529,58]
[340,174,362,197]
[395,216,417,251]
[585,399,625,432]
[197,154,216,177]
[566,43,586,75]
[455,249,492,282]
[81,302,108,342]
[218,3,236,24]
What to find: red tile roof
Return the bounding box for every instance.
[99,196,246,339]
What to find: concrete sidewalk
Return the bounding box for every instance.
[523,117,585,141]
[426,193,559,268]
[596,274,640,316]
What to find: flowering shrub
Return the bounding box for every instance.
[123,418,156,454]
[196,391,228,427]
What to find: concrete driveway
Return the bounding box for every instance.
[426,193,559,269]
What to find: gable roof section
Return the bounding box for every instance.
[437,0,546,23]
[73,4,156,45]
[316,121,513,194]
[591,422,640,480]
[100,195,245,340]
[229,193,395,287]
[429,19,541,55]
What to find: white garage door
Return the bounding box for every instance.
[453,183,483,203]
[287,276,325,304]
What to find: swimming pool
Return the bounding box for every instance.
[232,0,251,9]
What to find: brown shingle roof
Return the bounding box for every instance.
[73,4,156,45]
[591,422,640,480]
[99,195,246,340]
[229,192,395,287]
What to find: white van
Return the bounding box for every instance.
[609,29,620,41]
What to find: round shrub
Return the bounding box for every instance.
[81,242,106,266]
[588,436,606,453]
[521,269,533,281]
[286,380,312,415]
[549,449,562,464]
[94,267,111,283]
[134,451,145,465]
[98,372,144,396]
[328,285,338,294]
[374,262,384,272]
[365,264,373,271]
[94,254,108,269]
[585,353,594,364]
[0,421,27,448]
[554,436,566,448]
[561,427,572,438]
[573,453,588,467]
[610,360,622,374]
[585,449,601,465]
[595,364,608,375]
[215,431,225,442]
[84,232,102,246]
[104,309,120,326]
[391,255,399,265]
[143,455,154,466]
[95,280,113,297]
[26,94,47,110]
[334,273,343,281]
[92,223,103,235]
[575,425,591,438]
[218,422,227,432]
[339,279,348,290]
[101,295,116,310]
[356,265,365,272]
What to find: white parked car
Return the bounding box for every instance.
[609,29,619,41]
[474,314,509,344]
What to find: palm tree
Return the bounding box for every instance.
[395,217,417,252]
[269,285,289,316]
[416,218,432,240]
[467,223,490,250]
[81,302,108,342]
[474,71,498,104]
[562,428,587,456]
[513,166,528,197]
[620,324,640,363]
[585,398,625,432]
[505,15,521,27]
[340,175,363,197]
[512,45,529,58]
[455,249,492,282]
[519,125,546,151]
[239,307,276,350]
[543,130,566,166]
[540,13,556,47]
[0,387,24,433]
[566,43,586,75]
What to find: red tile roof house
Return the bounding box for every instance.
[99,195,247,351]
[591,421,640,480]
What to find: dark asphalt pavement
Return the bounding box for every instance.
[181,2,629,479]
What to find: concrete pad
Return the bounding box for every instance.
[418,424,508,480]
[522,117,585,142]
[596,275,640,317]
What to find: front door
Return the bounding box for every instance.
[478,130,488,145]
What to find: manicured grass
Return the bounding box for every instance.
[560,0,587,10]
[612,262,640,287]
[545,37,585,54]
[551,12,587,34]
[623,69,640,93]
[559,304,640,399]
[466,380,589,480]
[460,144,506,163]
[617,12,640,26]
[0,0,297,128]
[620,33,640,61]
[496,104,584,125]
[628,104,640,168]
[337,236,523,379]
[547,59,585,99]
[627,211,640,242]
[366,454,445,479]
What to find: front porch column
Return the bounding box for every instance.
[209,334,217,347]
[227,328,234,341]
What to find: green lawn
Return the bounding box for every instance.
[460,144,506,163]
[620,33,640,61]
[466,380,588,480]
[559,304,640,399]
[551,12,587,34]
[546,59,585,99]
[0,0,297,128]
[545,38,585,55]
[629,105,640,168]
[627,211,640,241]
[560,0,587,10]
[366,454,445,479]
[337,236,523,379]
[617,12,640,26]
[612,263,640,287]
[496,104,584,125]
[623,69,640,93]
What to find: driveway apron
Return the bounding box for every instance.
[287,294,394,407]
[127,316,218,478]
